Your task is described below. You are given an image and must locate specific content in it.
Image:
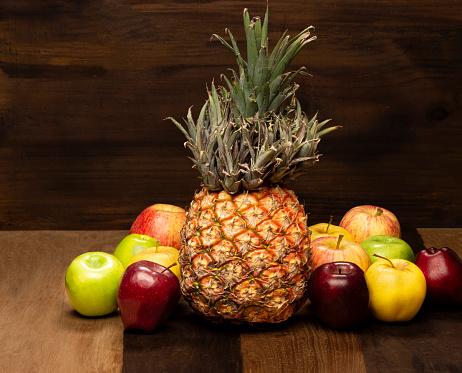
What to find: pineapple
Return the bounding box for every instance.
[169,8,338,323]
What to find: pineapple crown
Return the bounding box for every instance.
[169,7,339,194]
[214,7,315,119]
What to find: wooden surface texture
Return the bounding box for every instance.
[0,228,460,373]
[1,0,461,230]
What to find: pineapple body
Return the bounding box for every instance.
[179,184,312,323]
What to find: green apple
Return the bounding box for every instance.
[113,233,159,269]
[361,235,415,265]
[65,252,124,317]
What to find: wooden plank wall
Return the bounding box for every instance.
[1,0,461,230]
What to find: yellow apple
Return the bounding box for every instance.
[127,246,181,280]
[310,235,371,273]
[365,256,426,322]
[309,216,354,241]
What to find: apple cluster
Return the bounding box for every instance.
[64,202,461,333]
[307,205,462,329]
[64,204,187,333]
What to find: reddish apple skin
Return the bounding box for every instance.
[130,204,186,250]
[311,236,371,273]
[117,260,181,332]
[339,205,401,244]
[308,261,370,329]
[415,247,462,306]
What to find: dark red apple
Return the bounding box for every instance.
[415,247,462,306]
[308,261,369,329]
[117,260,181,332]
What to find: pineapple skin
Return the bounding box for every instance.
[179,184,312,323]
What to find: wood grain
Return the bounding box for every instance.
[0,229,460,372]
[0,0,461,230]
[240,311,367,373]
[122,300,242,373]
[0,230,127,373]
[356,228,462,373]
[418,228,462,250]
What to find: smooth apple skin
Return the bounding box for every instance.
[127,246,181,280]
[365,259,426,322]
[117,260,181,332]
[308,223,354,241]
[340,205,401,244]
[361,235,415,264]
[311,236,371,273]
[415,247,462,306]
[130,204,186,250]
[308,262,370,329]
[65,252,124,317]
[113,234,159,269]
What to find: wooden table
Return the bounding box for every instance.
[0,229,461,372]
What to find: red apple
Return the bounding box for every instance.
[130,204,186,250]
[127,246,181,281]
[308,261,370,329]
[339,205,401,244]
[117,260,181,332]
[311,235,371,273]
[415,247,462,306]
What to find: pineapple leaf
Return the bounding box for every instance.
[212,33,235,55]
[256,82,270,114]
[168,116,191,141]
[299,138,320,157]
[216,128,235,176]
[243,9,258,77]
[241,124,256,161]
[268,32,289,71]
[214,30,247,71]
[232,81,247,116]
[270,27,316,81]
[186,106,197,140]
[195,114,204,153]
[317,125,341,138]
[221,74,234,93]
[267,85,296,112]
[261,6,269,50]
[197,100,208,130]
[208,83,223,127]
[184,142,200,160]
[254,17,262,44]
[253,47,269,92]
[288,25,315,46]
[316,118,333,131]
[226,29,248,72]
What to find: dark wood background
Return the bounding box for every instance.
[1,0,461,230]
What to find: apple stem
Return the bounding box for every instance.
[326,215,333,233]
[161,262,178,273]
[376,208,383,216]
[336,234,344,250]
[373,254,394,268]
